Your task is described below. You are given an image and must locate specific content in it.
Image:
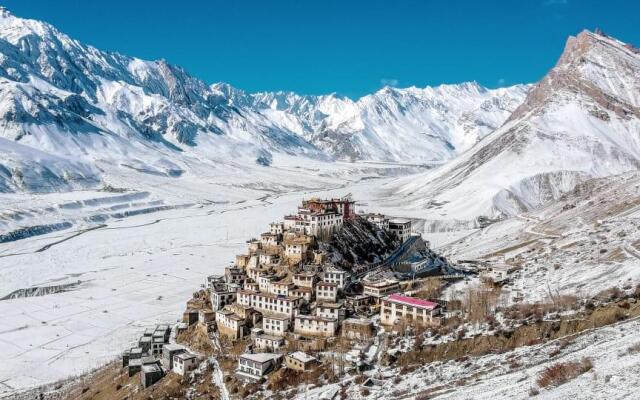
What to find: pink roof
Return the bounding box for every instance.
[387,294,438,310]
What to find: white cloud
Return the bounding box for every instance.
[380,78,399,87]
[497,78,506,86]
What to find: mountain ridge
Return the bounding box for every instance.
[0,7,527,192]
[386,29,640,228]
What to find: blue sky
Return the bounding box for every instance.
[3,0,639,98]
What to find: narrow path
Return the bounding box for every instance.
[34,224,106,253]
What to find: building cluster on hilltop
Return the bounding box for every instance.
[119,196,448,387]
[202,197,444,381]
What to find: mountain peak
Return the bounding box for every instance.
[0,6,12,18]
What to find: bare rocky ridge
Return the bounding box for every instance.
[387,29,640,227]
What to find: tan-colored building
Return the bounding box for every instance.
[290,286,313,303]
[248,239,261,253]
[342,318,375,340]
[283,234,314,263]
[380,294,441,327]
[216,309,247,340]
[293,272,317,288]
[260,232,281,248]
[236,254,250,269]
[254,334,285,351]
[244,281,260,292]
[285,351,318,372]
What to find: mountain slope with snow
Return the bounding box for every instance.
[386,29,640,227]
[0,7,527,193]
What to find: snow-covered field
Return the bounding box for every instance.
[0,161,430,396]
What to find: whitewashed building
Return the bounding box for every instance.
[262,313,290,336]
[294,315,337,337]
[173,352,197,376]
[316,281,338,302]
[388,218,412,242]
[380,294,441,327]
[236,353,283,381]
[363,279,400,299]
[323,268,347,289]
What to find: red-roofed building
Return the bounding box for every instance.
[381,294,442,327]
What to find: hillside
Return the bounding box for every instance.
[383,30,640,228]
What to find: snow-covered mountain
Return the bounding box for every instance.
[0,7,527,192]
[250,83,529,161]
[388,29,640,227]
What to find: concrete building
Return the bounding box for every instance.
[141,363,163,388]
[316,281,338,302]
[294,315,337,338]
[138,336,151,354]
[363,213,389,230]
[285,351,318,372]
[480,264,517,284]
[301,197,356,221]
[342,318,375,340]
[244,281,260,292]
[388,218,412,242]
[258,251,280,266]
[199,309,215,324]
[236,254,250,268]
[380,294,442,327]
[127,347,143,376]
[260,232,281,247]
[284,234,313,263]
[236,353,283,381]
[161,344,185,370]
[298,208,343,239]
[363,279,400,299]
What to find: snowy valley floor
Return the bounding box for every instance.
[2,166,640,398]
[0,161,428,396]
